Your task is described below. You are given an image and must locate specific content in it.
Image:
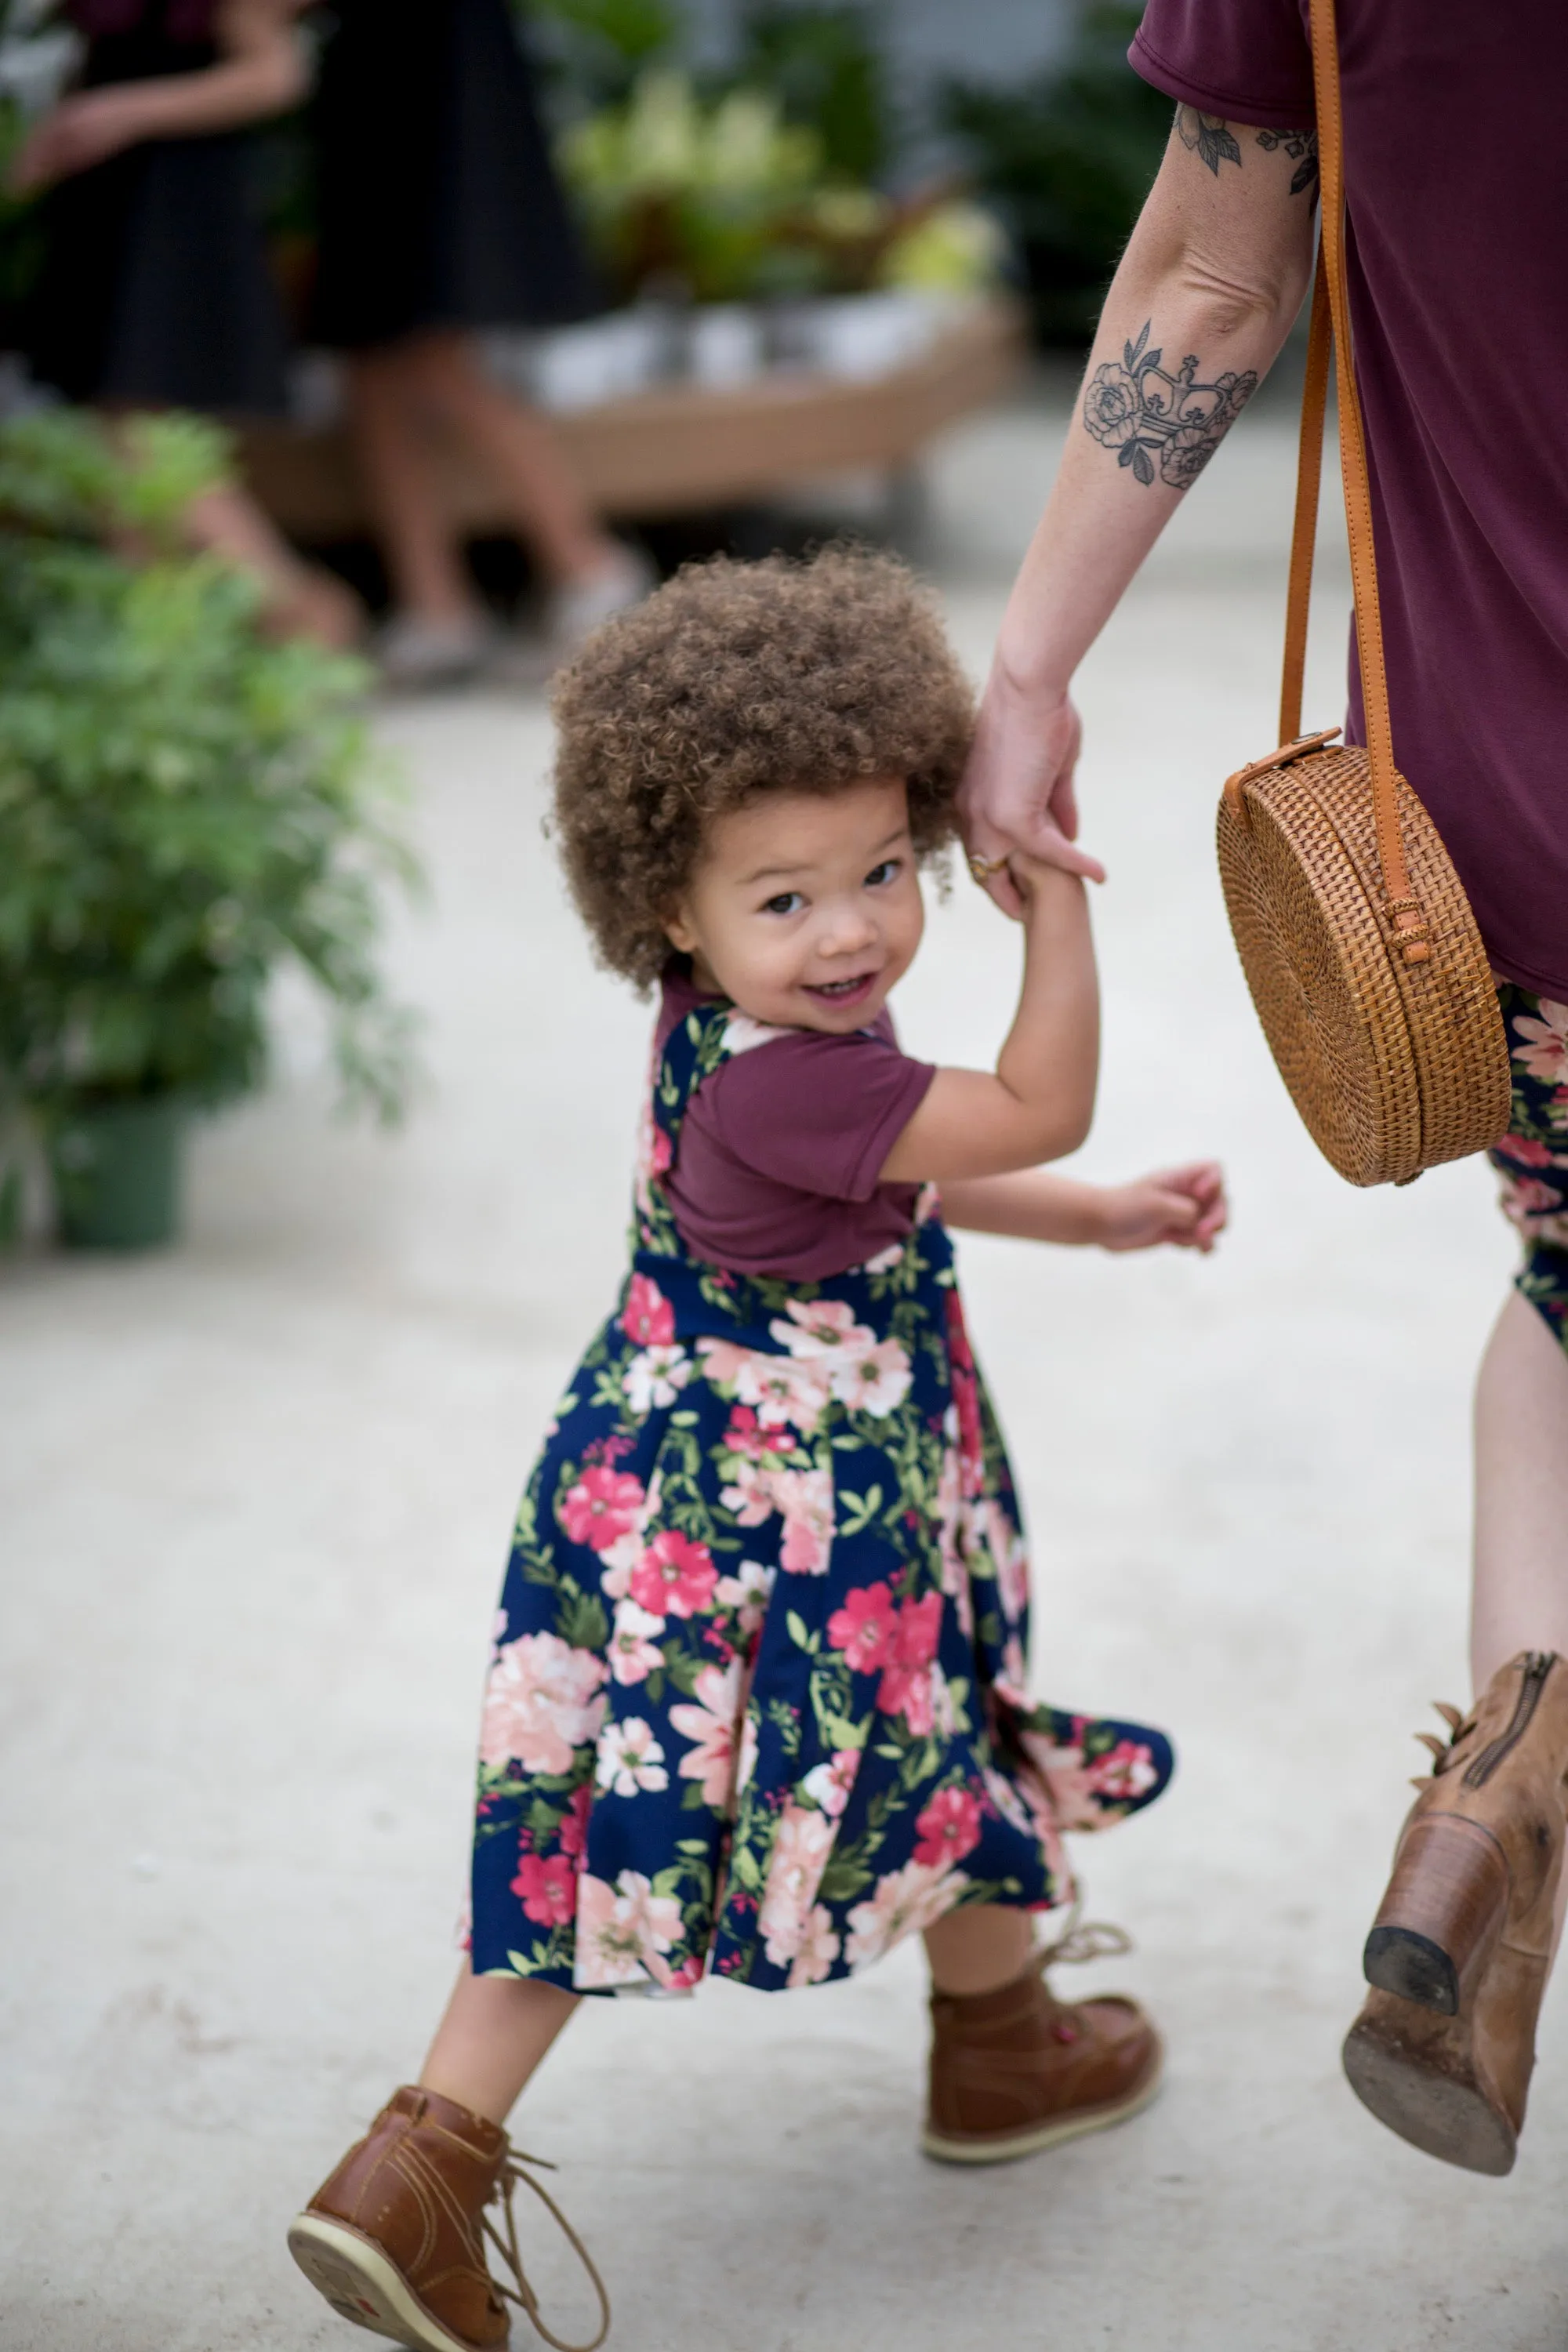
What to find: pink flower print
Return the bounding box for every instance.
[741,1355,832,1436]
[558,1783,591,1859]
[630,1528,718,1619]
[594,1715,670,1797]
[560,1465,647,1554]
[876,1593,942,1724]
[1506,1175,1563,1218]
[574,1868,684,1990]
[758,1802,837,1965]
[608,1598,666,1686]
[774,1465,834,1575]
[985,1501,1029,1623]
[787,1904,842,1987]
[829,1336,913,1417]
[622,1344,692,1415]
[913,1786,983,1869]
[719,1455,779,1528]
[827,1580,897,1672]
[800,1748,860,1818]
[737,1711,759,1795]
[714,1558,775,1640]
[1513,1000,1568,1087]
[622,1272,676,1348]
[1084,1738,1160,1804]
[669,1661,743,1809]
[1018,1740,1099,1831]
[722,1405,793,1462]
[844,1859,969,1969]
[982,1766,1037,1842]
[1506,1134,1559,1168]
[996,1635,1030,1709]
[511,1850,578,1927]
[479,1633,608,1775]
[771,1298,877,1359]
[648,1125,673,1179]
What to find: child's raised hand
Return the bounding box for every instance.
[1097,1161,1228,1254]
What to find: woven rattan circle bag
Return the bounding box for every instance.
[1215,0,1510,1187]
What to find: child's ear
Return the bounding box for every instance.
[662,902,699,956]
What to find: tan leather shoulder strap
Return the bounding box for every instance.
[1287,0,1423,940]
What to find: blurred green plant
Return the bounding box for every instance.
[941,2,1171,343]
[0,411,418,1232]
[523,0,681,113]
[735,3,889,183]
[564,65,1001,304]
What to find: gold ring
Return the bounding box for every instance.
[967,852,1008,883]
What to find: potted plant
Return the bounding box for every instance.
[0,409,417,1249]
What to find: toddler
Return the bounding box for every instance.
[289,548,1227,2352]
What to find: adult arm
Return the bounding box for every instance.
[9,0,307,192]
[960,105,1319,903]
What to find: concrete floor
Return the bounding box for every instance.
[3,383,1562,2352]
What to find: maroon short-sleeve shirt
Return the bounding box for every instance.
[1131,0,1568,1000]
[655,967,935,1283]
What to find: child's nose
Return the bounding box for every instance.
[823,898,878,953]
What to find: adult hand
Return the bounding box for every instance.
[958,670,1103,919]
[8,92,147,193]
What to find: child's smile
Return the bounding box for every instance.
[663,774,925,1034]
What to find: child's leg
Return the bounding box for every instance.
[924,1903,1034,1994]
[1472,1287,1568,1688]
[418,1967,579,2126]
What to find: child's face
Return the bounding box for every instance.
[665,775,925,1033]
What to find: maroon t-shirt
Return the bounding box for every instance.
[655,967,936,1282]
[1131,1,1568,1000]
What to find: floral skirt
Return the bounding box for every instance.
[1491,985,1568,1352]
[468,1270,1172,1996]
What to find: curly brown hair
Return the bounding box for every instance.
[551,546,974,990]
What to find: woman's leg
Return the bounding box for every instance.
[924,1902,1035,1994]
[1471,1289,1568,1688]
[178,478,363,648]
[343,347,483,625]
[418,1966,579,2126]
[393,332,622,587]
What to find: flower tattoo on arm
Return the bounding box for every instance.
[1255,124,1319,197]
[1081,321,1258,489]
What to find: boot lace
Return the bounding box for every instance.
[481,2147,612,2352]
[1032,1899,1134,1974]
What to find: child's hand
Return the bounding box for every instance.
[1097,1161,1228,1254]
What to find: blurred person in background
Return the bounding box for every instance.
[309,0,651,690]
[959,1,1568,2180]
[9,0,361,645]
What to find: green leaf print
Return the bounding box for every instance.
[820,1711,867,1751]
[730,1841,764,1893]
[557,1584,610,1651]
[817,1853,874,1904]
[785,1609,819,1655]
[837,1484,884,1537]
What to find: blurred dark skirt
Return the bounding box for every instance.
[24,129,289,413]
[309,0,596,353]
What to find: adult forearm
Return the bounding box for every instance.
[994,172,1312,702]
[111,47,305,139]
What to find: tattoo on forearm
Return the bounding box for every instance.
[1082,321,1258,490]
[1174,104,1319,198]
[1176,105,1241,174]
[1255,124,1319,197]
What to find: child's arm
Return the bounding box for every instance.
[9,0,307,194]
[880,855,1098,1183]
[942,1161,1229,1254]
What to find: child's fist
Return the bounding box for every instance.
[1098,1161,1228,1254]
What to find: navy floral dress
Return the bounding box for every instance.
[470,999,1173,1994]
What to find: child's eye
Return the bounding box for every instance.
[761,891,804,916]
[865,859,900,887]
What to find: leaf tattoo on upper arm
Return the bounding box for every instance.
[1081,321,1258,490]
[1255,125,1319,197]
[1175,105,1243,175]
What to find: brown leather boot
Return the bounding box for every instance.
[287,2085,610,2352]
[1343,1650,1568,2174]
[924,1923,1162,2165]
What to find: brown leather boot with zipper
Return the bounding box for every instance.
[924,1920,1162,2165]
[1343,1650,1568,2174]
[287,2085,610,2352]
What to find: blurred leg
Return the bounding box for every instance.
[924,1903,1035,1994]
[1471,1289,1568,1690]
[396,331,621,586]
[343,344,481,624]
[419,1965,579,2127]
[179,479,363,648]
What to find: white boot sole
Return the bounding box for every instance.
[288,2212,485,2352]
[920,2053,1163,2165]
